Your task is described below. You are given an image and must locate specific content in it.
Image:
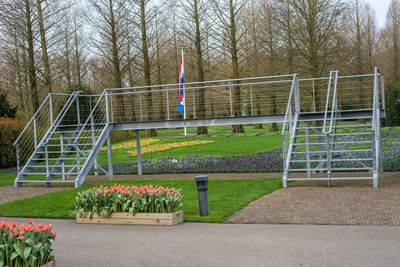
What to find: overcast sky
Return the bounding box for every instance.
[365,0,391,29]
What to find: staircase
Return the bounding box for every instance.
[14,91,113,188]
[282,68,384,187]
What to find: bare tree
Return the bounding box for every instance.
[212,0,249,133]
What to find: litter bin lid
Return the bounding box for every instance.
[195,175,208,182]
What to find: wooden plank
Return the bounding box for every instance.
[76,210,183,226]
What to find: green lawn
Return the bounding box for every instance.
[0,172,16,187]
[0,179,282,223]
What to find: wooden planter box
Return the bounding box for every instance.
[41,260,55,267]
[76,210,183,226]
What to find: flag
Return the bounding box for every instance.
[178,50,185,114]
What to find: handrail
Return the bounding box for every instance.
[322,71,339,134]
[106,74,297,91]
[73,90,108,144]
[281,74,298,136]
[14,94,52,145]
[42,91,81,145]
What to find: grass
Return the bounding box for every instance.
[0,178,282,223]
[0,172,16,186]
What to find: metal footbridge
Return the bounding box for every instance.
[14,67,385,188]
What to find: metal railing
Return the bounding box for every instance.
[281,74,299,181]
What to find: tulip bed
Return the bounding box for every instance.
[0,219,56,267]
[72,184,184,219]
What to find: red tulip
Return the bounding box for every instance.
[52,232,57,238]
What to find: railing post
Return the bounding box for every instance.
[305,121,311,178]
[294,74,300,113]
[16,143,20,174]
[76,95,80,125]
[49,94,53,124]
[45,144,49,177]
[166,88,170,120]
[60,133,66,180]
[110,93,114,123]
[229,82,233,116]
[193,88,196,119]
[136,130,142,176]
[250,84,253,116]
[326,134,331,187]
[33,118,37,148]
[105,91,109,123]
[107,135,113,180]
[140,93,143,121]
[89,98,99,176]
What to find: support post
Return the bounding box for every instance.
[139,94,143,121]
[45,144,50,187]
[33,118,37,148]
[294,75,300,113]
[107,135,113,180]
[110,94,114,123]
[166,88,170,120]
[49,94,53,124]
[326,134,331,187]
[136,130,142,175]
[229,83,233,116]
[90,98,99,176]
[16,143,20,174]
[193,88,196,119]
[305,122,311,178]
[76,96,80,125]
[105,91,109,123]
[60,133,66,180]
[250,84,253,116]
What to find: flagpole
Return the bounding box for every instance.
[182,49,187,136]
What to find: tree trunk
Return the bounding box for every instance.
[24,0,39,112]
[229,0,244,133]
[73,18,82,89]
[194,0,208,135]
[36,0,52,94]
[65,29,72,90]
[109,0,124,123]
[140,0,157,137]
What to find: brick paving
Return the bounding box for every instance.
[0,186,66,205]
[226,172,400,225]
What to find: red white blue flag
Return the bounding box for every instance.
[178,50,185,114]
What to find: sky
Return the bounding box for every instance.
[365,0,391,29]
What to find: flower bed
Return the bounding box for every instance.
[100,138,160,151]
[127,140,214,156]
[72,184,184,225]
[0,219,56,267]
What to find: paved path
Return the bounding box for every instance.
[0,186,66,205]
[1,218,400,267]
[227,172,400,225]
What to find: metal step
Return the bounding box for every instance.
[35,150,92,154]
[45,143,94,147]
[289,167,373,172]
[296,124,371,130]
[293,141,372,146]
[290,158,373,163]
[31,157,88,160]
[49,136,94,141]
[295,133,373,138]
[17,180,76,183]
[291,149,372,154]
[287,177,373,181]
[27,164,82,168]
[22,172,79,175]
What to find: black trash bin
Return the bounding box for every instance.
[195,175,209,216]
